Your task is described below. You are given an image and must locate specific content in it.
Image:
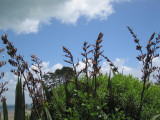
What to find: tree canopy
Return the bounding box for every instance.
[43,66,74,88]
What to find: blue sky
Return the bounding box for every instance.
[0,0,160,104]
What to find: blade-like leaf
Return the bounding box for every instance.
[151,114,160,120]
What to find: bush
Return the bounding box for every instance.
[47,73,160,120]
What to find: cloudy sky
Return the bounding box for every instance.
[0,0,160,104]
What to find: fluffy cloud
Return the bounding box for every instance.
[51,63,63,72]
[30,61,63,74]
[0,0,129,34]
[101,58,142,79]
[75,58,142,78]
[100,57,160,82]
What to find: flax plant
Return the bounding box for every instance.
[0,41,8,120]
[91,33,118,97]
[0,40,8,94]
[127,26,160,119]
[91,33,104,97]
[1,34,45,119]
[63,46,82,90]
[81,41,92,95]
[63,33,117,98]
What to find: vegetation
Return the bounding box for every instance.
[2,97,8,120]
[14,77,25,120]
[46,73,160,120]
[0,27,160,120]
[43,67,74,88]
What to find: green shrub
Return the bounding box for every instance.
[46,73,160,120]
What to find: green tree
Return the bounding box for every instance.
[43,67,74,88]
[14,77,25,120]
[2,97,8,120]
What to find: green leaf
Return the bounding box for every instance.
[44,107,52,120]
[68,107,72,113]
[151,114,160,120]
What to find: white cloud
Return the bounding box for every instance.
[101,58,142,79]
[41,61,51,74]
[30,61,63,74]
[0,0,130,34]
[152,57,160,66]
[75,58,142,78]
[100,57,160,83]
[15,19,40,34]
[76,61,85,72]
[51,63,63,72]
[149,57,160,82]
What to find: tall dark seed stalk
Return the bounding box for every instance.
[81,42,92,95]
[63,46,82,90]
[0,47,6,79]
[92,33,103,97]
[0,37,8,119]
[127,26,160,120]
